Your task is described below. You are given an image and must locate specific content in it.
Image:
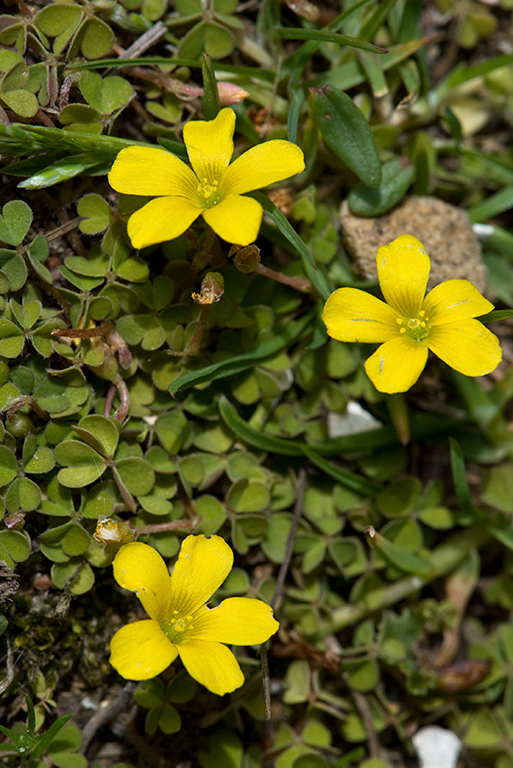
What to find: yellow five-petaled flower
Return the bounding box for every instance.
[108,107,305,249]
[322,235,502,393]
[109,535,279,696]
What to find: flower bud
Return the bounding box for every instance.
[192,272,225,304]
[231,245,261,273]
[217,82,250,106]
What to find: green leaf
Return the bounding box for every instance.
[73,415,120,458]
[0,446,18,486]
[201,52,220,120]
[169,312,313,395]
[2,88,39,118]
[366,528,433,575]
[31,714,74,759]
[77,193,111,234]
[275,27,388,54]
[303,447,382,498]
[348,156,415,216]
[468,184,513,223]
[55,440,106,488]
[80,71,133,114]
[449,438,480,518]
[73,17,114,60]
[310,86,381,188]
[0,200,32,245]
[0,529,31,564]
[115,457,155,496]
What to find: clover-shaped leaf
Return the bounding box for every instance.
[0,447,18,487]
[80,71,133,115]
[0,60,39,118]
[5,477,41,513]
[51,561,95,597]
[34,4,83,54]
[69,16,114,60]
[73,415,121,458]
[55,440,106,488]
[0,249,26,290]
[77,194,112,235]
[0,200,32,246]
[0,530,31,570]
[59,104,103,134]
[0,319,24,358]
[115,457,155,496]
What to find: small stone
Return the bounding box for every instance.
[339,197,487,292]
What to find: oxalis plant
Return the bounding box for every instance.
[1,1,513,767]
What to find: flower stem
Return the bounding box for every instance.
[255,263,312,293]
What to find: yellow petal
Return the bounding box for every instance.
[423,279,495,324]
[427,319,502,376]
[202,194,262,245]
[113,542,171,621]
[108,146,198,198]
[177,640,244,695]
[169,535,233,617]
[110,620,177,680]
[322,287,399,343]
[377,235,430,316]
[183,107,235,184]
[220,140,305,196]
[190,598,279,645]
[364,336,429,393]
[127,197,202,249]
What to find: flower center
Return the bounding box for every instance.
[197,177,221,208]
[397,309,431,342]
[160,610,195,643]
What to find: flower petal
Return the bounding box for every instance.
[220,140,305,196]
[322,287,399,343]
[127,197,202,249]
[183,107,235,184]
[423,279,495,324]
[177,640,244,695]
[169,535,233,617]
[108,146,198,198]
[364,336,429,393]
[427,319,502,376]
[113,542,172,621]
[377,235,430,316]
[190,598,279,645]
[202,194,262,245]
[110,620,178,680]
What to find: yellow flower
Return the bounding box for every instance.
[108,107,305,249]
[322,234,502,394]
[109,535,279,696]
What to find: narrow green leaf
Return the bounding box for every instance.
[397,0,423,43]
[302,446,381,497]
[436,53,513,101]
[274,27,388,54]
[358,0,398,41]
[249,191,332,299]
[348,156,414,216]
[449,438,480,518]
[367,528,434,576]
[31,714,74,759]
[201,52,220,120]
[477,309,513,323]
[310,86,382,188]
[25,694,36,737]
[219,396,303,456]
[169,313,313,396]
[468,185,513,223]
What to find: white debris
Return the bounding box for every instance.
[412,725,462,768]
[327,401,381,437]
